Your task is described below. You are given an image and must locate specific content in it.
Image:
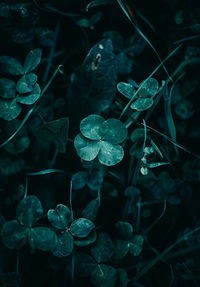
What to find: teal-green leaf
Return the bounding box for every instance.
[118,269,130,287]
[91,264,117,287]
[98,141,124,166]
[117,82,135,99]
[88,170,103,191]
[16,73,37,94]
[74,133,100,161]
[113,240,129,260]
[0,56,24,75]
[74,230,97,247]
[71,171,88,190]
[24,48,42,73]
[99,118,127,144]
[16,195,43,227]
[5,137,30,155]
[28,227,57,251]
[82,199,100,221]
[90,232,114,263]
[80,114,104,140]
[0,78,15,99]
[115,221,133,240]
[1,220,28,249]
[129,234,144,256]
[16,83,41,105]
[131,97,153,111]
[51,231,74,257]
[70,218,95,238]
[138,78,159,98]
[0,98,22,121]
[48,204,71,229]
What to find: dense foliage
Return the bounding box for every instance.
[0,0,200,287]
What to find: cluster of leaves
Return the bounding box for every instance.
[0,49,41,120]
[1,195,95,256]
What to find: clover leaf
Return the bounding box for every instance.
[91,264,117,287]
[28,227,57,251]
[16,195,43,227]
[23,48,42,74]
[51,231,74,257]
[72,170,103,191]
[48,204,95,257]
[47,204,71,230]
[0,56,24,75]
[115,221,133,241]
[0,98,22,121]
[0,49,42,121]
[74,115,127,166]
[16,83,41,105]
[117,78,159,112]
[90,232,114,263]
[0,78,16,99]
[113,222,144,260]
[1,220,28,249]
[117,82,135,99]
[70,218,95,238]
[16,73,38,94]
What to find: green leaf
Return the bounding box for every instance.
[16,83,41,105]
[98,141,124,166]
[99,118,127,144]
[131,97,153,111]
[113,240,129,260]
[5,137,30,155]
[117,82,135,99]
[91,264,117,287]
[0,56,24,75]
[51,231,74,257]
[1,220,28,249]
[115,221,133,240]
[129,234,144,256]
[0,78,16,99]
[74,230,97,247]
[70,218,95,238]
[130,128,147,142]
[24,48,42,73]
[80,114,104,140]
[0,98,22,121]
[88,170,103,191]
[74,133,100,161]
[82,199,100,221]
[16,195,43,227]
[71,171,88,190]
[118,269,130,287]
[16,73,37,94]
[48,204,71,230]
[28,227,57,251]
[138,78,159,98]
[90,232,114,263]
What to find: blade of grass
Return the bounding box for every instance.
[142,123,200,159]
[133,226,200,281]
[163,73,185,156]
[116,0,172,81]
[26,169,65,176]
